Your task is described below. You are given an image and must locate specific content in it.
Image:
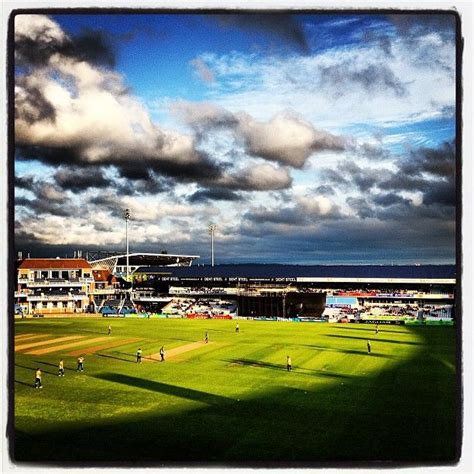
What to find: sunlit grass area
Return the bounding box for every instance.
[13,318,457,464]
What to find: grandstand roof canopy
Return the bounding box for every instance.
[135,264,456,283]
[88,252,199,273]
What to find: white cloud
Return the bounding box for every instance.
[15,16,204,170]
[200,33,454,132]
[15,14,66,45]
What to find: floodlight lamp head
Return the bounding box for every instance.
[124,208,131,220]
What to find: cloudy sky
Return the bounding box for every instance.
[13,11,457,264]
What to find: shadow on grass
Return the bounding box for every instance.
[115,351,138,358]
[96,353,135,363]
[34,360,58,368]
[13,327,458,465]
[334,326,409,335]
[15,363,56,376]
[326,334,423,345]
[300,345,398,359]
[93,373,231,406]
[224,358,354,378]
[15,380,33,388]
[78,329,109,335]
[224,358,284,371]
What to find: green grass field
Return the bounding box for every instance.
[13,317,458,465]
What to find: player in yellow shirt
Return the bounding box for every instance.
[58,359,65,377]
[34,368,42,388]
[286,355,292,372]
[136,348,142,363]
[76,356,84,372]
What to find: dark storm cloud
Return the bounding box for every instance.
[15,195,76,218]
[346,197,375,219]
[15,78,56,124]
[314,185,335,196]
[15,175,36,190]
[347,187,454,223]
[321,161,379,192]
[15,20,116,68]
[357,142,391,161]
[386,13,456,42]
[70,29,116,67]
[89,192,117,209]
[116,163,154,181]
[324,141,455,217]
[15,176,85,218]
[422,180,456,207]
[144,154,224,183]
[214,13,309,54]
[379,173,428,192]
[244,198,342,227]
[117,175,169,196]
[385,14,456,73]
[16,144,226,188]
[371,192,412,207]
[16,144,85,166]
[237,206,455,264]
[188,188,242,203]
[343,161,380,191]
[319,61,407,97]
[13,236,114,259]
[15,17,234,192]
[244,207,306,226]
[320,169,349,186]
[54,167,111,192]
[399,141,455,178]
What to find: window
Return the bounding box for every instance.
[62,271,69,279]
[51,271,59,278]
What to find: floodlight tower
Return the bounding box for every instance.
[208,223,217,267]
[124,208,131,281]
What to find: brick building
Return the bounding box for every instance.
[16,258,95,315]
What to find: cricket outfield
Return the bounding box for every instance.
[12,317,458,465]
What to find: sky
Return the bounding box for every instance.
[13,11,457,264]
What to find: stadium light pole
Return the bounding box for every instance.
[208,223,217,267]
[124,208,131,282]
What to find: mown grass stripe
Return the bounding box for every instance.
[26,336,111,355]
[15,333,36,339]
[15,334,51,342]
[145,341,215,361]
[16,335,85,352]
[68,338,143,356]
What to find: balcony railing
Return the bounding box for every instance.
[27,295,72,301]
[21,279,87,287]
[79,277,95,283]
[92,288,117,295]
[14,291,30,298]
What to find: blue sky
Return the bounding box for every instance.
[14,11,457,263]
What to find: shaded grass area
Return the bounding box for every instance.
[12,319,457,465]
